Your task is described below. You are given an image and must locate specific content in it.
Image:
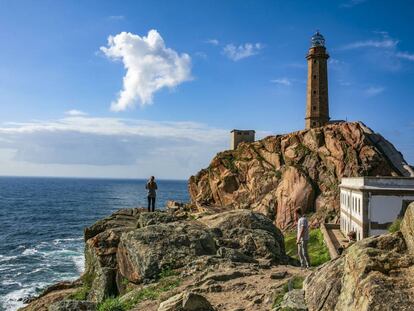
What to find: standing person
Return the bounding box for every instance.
[145,176,158,212]
[296,208,310,269]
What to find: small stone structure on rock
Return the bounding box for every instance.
[230,129,255,150]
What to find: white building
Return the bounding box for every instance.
[340,177,414,240]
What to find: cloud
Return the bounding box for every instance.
[396,51,414,61]
[222,43,262,61]
[340,0,368,8]
[65,110,87,116]
[205,39,219,46]
[341,38,398,50]
[108,15,125,20]
[0,116,229,178]
[270,78,292,86]
[339,32,414,68]
[364,86,385,97]
[100,30,192,111]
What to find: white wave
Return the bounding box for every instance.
[1,279,22,287]
[0,287,33,311]
[0,255,18,263]
[72,254,85,273]
[22,248,38,256]
[52,237,83,245]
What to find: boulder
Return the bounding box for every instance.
[401,202,414,254]
[188,122,411,230]
[117,222,217,282]
[200,210,286,263]
[158,292,214,311]
[304,207,414,311]
[275,289,307,311]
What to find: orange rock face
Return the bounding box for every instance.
[188,122,410,230]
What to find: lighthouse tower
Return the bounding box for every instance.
[305,31,330,129]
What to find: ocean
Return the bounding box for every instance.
[0,176,189,311]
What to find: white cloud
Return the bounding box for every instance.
[205,39,219,46]
[340,0,368,8]
[396,51,414,61]
[222,43,262,61]
[100,30,192,111]
[0,116,229,179]
[270,78,292,86]
[65,110,87,116]
[341,38,398,50]
[108,15,125,20]
[364,86,385,97]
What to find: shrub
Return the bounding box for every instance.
[388,218,402,233]
[272,276,304,309]
[67,286,89,301]
[97,297,125,311]
[122,276,181,310]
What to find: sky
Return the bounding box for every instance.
[0,0,413,179]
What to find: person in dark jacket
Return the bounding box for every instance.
[145,176,158,212]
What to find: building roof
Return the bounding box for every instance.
[230,129,256,133]
[340,176,414,192]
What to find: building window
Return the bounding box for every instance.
[313,60,317,64]
[313,75,316,79]
[313,90,316,94]
[312,106,316,110]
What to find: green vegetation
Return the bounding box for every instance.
[97,297,124,311]
[284,229,330,267]
[67,285,90,301]
[158,266,178,279]
[272,276,304,309]
[122,276,181,310]
[388,218,402,233]
[295,143,310,157]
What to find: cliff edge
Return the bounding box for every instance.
[189,122,413,230]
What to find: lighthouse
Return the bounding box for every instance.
[305,31,330,129]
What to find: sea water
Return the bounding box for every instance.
[0,177,189,311]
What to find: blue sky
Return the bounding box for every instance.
[0,0,413,179]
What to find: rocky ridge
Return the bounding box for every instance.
[20,206,304,311]
[304,201,414,311]
[20,202,414,311]
[189,122,413,230]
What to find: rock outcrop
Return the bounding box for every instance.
[189,122,413,230]
[304,202,414,311]
[22,207,293,310]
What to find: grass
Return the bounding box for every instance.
[388,218,402,233]
[67,285,90,301]
[122,276,181,310]
[97,276,181,311]
[97,297,124,311]
[272,276,304,309]
[284,229,330,267]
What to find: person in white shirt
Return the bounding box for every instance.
[296,207,310,269]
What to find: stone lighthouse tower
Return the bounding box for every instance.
[305,31,330,129]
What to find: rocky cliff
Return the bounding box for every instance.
[20,207,301,311]
[189,122,413,230]
[304,202,414,311]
